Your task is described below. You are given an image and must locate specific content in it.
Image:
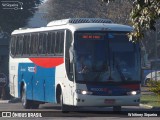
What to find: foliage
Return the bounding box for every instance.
[101,0,160,42]
[0,0,41,33]
[147,80,160,97]
[44,0,159,58]
[45,0,131,24]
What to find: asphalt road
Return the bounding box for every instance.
[0,102,159,119]
[0,86,159,119]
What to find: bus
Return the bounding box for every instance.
[9,18,141,112]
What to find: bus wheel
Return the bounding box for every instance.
[56,86,61,104]
[21,86,31,109]
[31,102,39,109]
[60,94,69,113]
[113,106,121,112]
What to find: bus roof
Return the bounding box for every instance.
[12,18,133,35]
[47,18,113,26]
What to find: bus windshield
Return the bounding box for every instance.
[74,31,140,83]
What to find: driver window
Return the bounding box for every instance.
[65,30,73,81]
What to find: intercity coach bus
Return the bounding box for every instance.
[9,18,141,112]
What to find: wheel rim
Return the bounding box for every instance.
[22,90,26,106]
[60,94,63,106]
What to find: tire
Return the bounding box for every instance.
[31,102,39,109]
[60,94,69,113]
[113,106,121,112]
[56,87,61,104]
[21,86,32,109]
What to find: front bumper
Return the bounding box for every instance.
[74,94,140,107]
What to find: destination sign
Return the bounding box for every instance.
[78,33,105,40]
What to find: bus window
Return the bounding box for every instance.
[28,34,32,56]
[10,36,16,56]
[38,33,47,55]
[43,33,47,55]
[55,32,60,55]
[23,34,30,56]
[65,30,73,81]
[15,35,23,56]
[59,32,64,54]
[30,33,38,56]
[47,32,52,55]
[55,31,64,56]
[14,36,17,56]
[52,32,56,55]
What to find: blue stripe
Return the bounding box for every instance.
[18,63,56,103]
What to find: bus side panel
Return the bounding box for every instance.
[9,58,19,98]
[18,63,35,100]
[18,63,56,102]
[34,66,56,102]
[44,68,56,103]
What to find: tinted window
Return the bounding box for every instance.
[38,33,45,55]
[23,34,30,56]
[30,33,38,55]
[65,30,73,81]
[55,31,64,56]
[10,36,16,56]
[11,30,65,57]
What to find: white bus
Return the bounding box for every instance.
[9,18,141,112]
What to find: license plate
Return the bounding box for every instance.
[104,99,115,104]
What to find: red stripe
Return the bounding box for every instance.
[29,58,64,68]
[121,84,140,89]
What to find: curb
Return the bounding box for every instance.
[0,98,21,103]
[8,98,21,103]
[0,100,9,103]
[140,104,153,109]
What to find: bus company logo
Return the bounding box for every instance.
[1,112,42,118]
[1,1,23,10]
[28,67,36,73]
[20,68,26,72]
[2,112,11,117]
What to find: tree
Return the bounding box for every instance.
[101,0,160,42]
[44,0,131,24]
[43,0,160,58]
[0,0,41,33]
[147,80,160,100]
[0,0,41,99]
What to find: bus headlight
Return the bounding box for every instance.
[76,89,93,95]
[127,90,140,95]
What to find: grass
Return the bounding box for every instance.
[141,94,160,107]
